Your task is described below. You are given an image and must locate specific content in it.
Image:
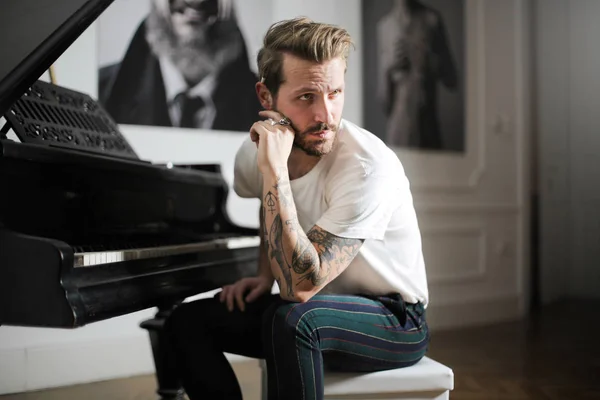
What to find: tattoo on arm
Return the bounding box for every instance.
[285,219,315,275]
[268,213,294,297]
[273,172,292,207]
[304,227,364,281]
[263,168,363,297]
[265,191,277,215]
[259,207,268,251]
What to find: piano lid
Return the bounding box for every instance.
[0,0,115,117]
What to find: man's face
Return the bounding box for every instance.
[168,0,220,42]
[274,55,346,157]
[148,0,241,83]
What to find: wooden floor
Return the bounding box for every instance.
[428,300,600,399]
[2,300,599,400]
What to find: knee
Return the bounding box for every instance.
[163,302,192,344]
[261,300,316,340]
[164,300,212,346]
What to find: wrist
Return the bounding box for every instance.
[261,164,288,179]
[258,272,274,284]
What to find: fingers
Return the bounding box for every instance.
[220,285,235,312]
[219,280,250,312]
[234,286,246,312]
[245,285,262,303]
[259,110,284,121]
[250,121,273,144]
[219,284,238,312]
[218,286,227,303]
[250,124,260,144]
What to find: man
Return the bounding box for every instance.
[165,17,429,400]
[377,0,458,149]
[99,0,260,131]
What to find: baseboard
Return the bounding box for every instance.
[0,332,253,396]
[425,295,524,330]
[0,333,154,395]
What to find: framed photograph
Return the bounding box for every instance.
[362,0,465,153]
[96,0,270,133]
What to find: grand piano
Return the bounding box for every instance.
[0,1,260,399]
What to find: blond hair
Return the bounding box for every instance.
[257,17,354,95]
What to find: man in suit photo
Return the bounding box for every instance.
[98,0,261,132]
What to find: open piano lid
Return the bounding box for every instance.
[0,0,139,160]
[0,0,114,117]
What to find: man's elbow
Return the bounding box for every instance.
[278,262,327,303]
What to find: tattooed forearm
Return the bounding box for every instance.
[295,228,362,286]
[264,191,277,215]
[285,219,315,274]
[263,168,319,298]
[273,172,292,207]
[262,168,364,301]
[297,261,332,286]
[260,207,269,252]
[307,227,364,275]
[268,214,294,297]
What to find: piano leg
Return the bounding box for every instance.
[140,305,185,400]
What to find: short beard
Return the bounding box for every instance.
[145,4,244,85]
[292,122,339,157]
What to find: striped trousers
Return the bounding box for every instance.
[165,293,429,400]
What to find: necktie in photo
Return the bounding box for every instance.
[176,93,205,128]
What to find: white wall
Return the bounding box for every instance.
[535,0,600,303]
[0,0,531,394]
[401,0,531,328]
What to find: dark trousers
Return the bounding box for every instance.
[164,293,429,400]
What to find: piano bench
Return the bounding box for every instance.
[259,356,454,400]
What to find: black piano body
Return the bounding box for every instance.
[0,1,259,398]
[0,121,259,328]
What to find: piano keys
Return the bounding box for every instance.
[73,235,260,268]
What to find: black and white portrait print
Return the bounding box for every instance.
[97,0,266,133]
[362,0,465,152]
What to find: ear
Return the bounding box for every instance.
[255,82,273,110]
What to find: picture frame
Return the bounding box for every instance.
[362,0,466,154]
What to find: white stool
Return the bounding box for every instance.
[259,356,454,400]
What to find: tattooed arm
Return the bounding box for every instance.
[258,206,274,280]
[262,167,364,302]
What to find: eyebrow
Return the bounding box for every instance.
[291,86,320,95]
[291,85,343,95]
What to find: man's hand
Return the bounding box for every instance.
[218,275,273,312]
[250,110,295,174]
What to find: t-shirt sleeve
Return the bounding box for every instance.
[315,162,404,241]
[233,137,262,199]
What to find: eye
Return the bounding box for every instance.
[330,89,342,97]
[299,94,314,101]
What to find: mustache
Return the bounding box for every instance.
[300,122,335,135]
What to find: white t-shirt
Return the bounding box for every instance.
[233,119,429,307]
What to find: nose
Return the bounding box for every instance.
[312,96,334,125]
